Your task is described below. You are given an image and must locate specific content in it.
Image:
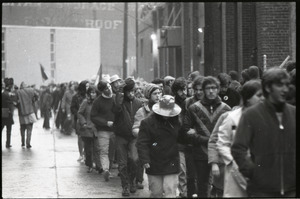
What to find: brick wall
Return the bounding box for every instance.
[242,2,257,68]
[204,3,222,76]
[256,2,291,68]
[225,2,237,73]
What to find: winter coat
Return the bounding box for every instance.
[2,90,14,125]
[207,111,229,190]
[219,87,240,108]
[231,100,296,194]
[113,95,143,141]
[132,105,151,138]
[61,89,74,116]
[136,113,180,175]
[17,87,37,116]
[216,107,247,197]
[77,99,98,137]
[184,97,231,160]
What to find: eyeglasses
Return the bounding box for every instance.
[204,86,218,91]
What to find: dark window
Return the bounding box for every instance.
[51,43,54,52]
[2,52,5,61]
[51,70,55,78]
[2,69,5,78]
[140,38,143,57]
[51,62,56,69]
[2,42,4,51]
[150,40,153,53]
[51,33,54,42]
[51,53,55,61]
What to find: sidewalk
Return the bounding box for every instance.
[2,110,150,198]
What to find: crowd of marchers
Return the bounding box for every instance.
[2,61,296,198]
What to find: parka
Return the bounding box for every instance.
[231,100,295,194]
[136,113,180,175]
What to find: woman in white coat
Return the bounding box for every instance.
[216,80,264,197]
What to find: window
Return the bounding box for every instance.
[150,40,153,53]
[51,62,56,69]
[140,38,143,57]
[51,70,55,78]
[51,53,55,61]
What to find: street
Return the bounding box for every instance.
[2,110,150,198]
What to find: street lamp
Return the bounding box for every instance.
[151,33,156,40]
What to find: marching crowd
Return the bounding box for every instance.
[1,61,296,198]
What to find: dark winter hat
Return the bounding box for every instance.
[123,77,135,92]
[97,80,109,92]
[144,83,160,99]
[4,78,14,87]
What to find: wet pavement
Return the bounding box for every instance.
[2,110,151,198]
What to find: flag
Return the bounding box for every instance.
[95,64,102,85]
[40,63,48,82]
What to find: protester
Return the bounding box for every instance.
[90,80,116,180]
[136,95,182,198]
[248,65,260,80]
[217,80,264,197]
[217,73,241,108]
[183,76,231,197]
[2,78,15,148]
[42,86,53,130]
[163,75,175,95]
[61,81,76,134]
[78,85,100,173]
[171,77,188,198]
[17,81,38,148]
[151,78,164,94]
[71,80,89,162]
[228,70,242,91]
[113,77,143,196]
[231,68,295,197]
[132,83,162,190]
[181,75,204,197]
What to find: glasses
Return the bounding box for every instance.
[205,86,218,91]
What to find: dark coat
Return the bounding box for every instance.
[113,94,143,141]
[2,90,14,125]
[183,97,231,160]
[231,100,296,194]
[136,113,180,175]
[219,87,241,108]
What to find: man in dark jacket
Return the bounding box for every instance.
[113,77,143,196]
[231,68,295,197]
[183,76,231,197]
[90,80,116,179]
[136,95,182,197]
[2,78,15,148]
[217,73,241,108]
[171,77,188,198]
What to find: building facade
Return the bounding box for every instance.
[2,3,137,86]
[137,2,296,81]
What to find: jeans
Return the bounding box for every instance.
[108,133,116,170]
[20,123,33,146]
[116,136,137,188]
[185,148,198,197]
[2,124,12,146]
[147,174,178,198]
[97,131,114,171]
[178,151,187,197]
[130,138,144,183]
[194,160,211,197]
[81,137,94,168]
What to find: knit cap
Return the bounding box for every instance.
[144,83,160,99]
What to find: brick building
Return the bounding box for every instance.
[137,2,296,81]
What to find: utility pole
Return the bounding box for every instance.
[122,3,128,79]
[135,2,138,77]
